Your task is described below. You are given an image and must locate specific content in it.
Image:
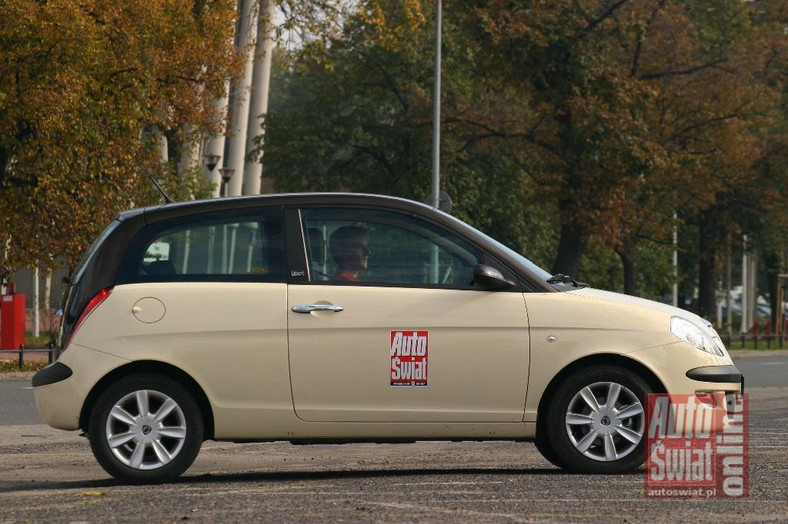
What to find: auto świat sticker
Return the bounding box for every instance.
[390,330,428,387]
[644,393,749,498]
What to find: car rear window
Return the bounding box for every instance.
[70,219,121,284]
[116,207,286,284]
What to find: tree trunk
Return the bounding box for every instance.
[0,146,7,185]
[616,247,637,296]
[697,209,718,319]
[552,210,586,278]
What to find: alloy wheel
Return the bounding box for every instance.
[105,389,187,471]
[564,381,645,462]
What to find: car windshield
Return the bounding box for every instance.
[481,234,553,282]
[437,211,553,282]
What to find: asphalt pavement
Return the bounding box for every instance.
[730,351,788,388]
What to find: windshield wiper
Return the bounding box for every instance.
[547,273,588,288]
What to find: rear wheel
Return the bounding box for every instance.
[88,374,203,483]
[546,365,651,474]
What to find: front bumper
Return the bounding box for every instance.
[630,342,743,396]
[686,365,743,389]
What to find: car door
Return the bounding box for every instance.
[287,207,531,423]
[110,206,291,436]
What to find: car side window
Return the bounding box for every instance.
[301,208,482,288]
[117,208,285,283]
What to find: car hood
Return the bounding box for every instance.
[524,286,727,360]
[567,287,712,328]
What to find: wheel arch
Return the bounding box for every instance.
[535,353,666,436]
[79,361,215,440]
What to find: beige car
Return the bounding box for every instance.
[33,193,743,483]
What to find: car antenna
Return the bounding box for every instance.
[148,175,174,204]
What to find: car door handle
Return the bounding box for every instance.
[291,304,344,314]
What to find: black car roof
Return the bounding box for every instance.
[112,192,554,293]
[118,193,435,224]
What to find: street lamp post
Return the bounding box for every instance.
[427,0,442,284]
[202,154,221,173]
[218,168,235,198]
[431,0,442,210]
[202,154,221,199]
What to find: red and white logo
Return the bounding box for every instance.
[390,330,428,387]
[645,393,748,498]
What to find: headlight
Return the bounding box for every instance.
[670,316,726,357]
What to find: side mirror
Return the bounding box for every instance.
[473,264,515,291]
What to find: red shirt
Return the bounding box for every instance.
[331,270,358,282]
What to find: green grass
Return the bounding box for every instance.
[0,332,56,372]
[727,340,788,350]
[0,358,47,372]
[26,332,57,349]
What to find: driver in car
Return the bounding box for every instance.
[329,225,370,282]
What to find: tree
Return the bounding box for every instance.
[257,0,786,308]
[456,0,786,303]
[0,0,242,278]
[259,1,548,257]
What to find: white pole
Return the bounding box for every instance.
[243,0,276,195]
[205,118,228,199]
[158,133,169,164]
[429,0,442,284]
[44,269,51,334]
[222,225,228,274]
[726,252,732,337]
[741,235,748,333]
[33,265,40,337]
[672,212,678,307]
[178,132,201,193]
[203,4,237,198]
[716,295,723,327]
[1,238,8,295]
[226,0,259,197]
[182,231,191,273]
[228,225,238,272]
[749,250,757,331]
[430,0,442,209]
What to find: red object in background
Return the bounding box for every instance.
[1,292,26,349]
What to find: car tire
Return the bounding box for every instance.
[545,365,652,474]
[88,374,204,483]
[534,426,566,469]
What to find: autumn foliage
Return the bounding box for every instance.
[1,0,786,320]
[0,0,242,277]
[264,0,787,310]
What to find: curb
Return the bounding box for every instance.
[0,371,36,381]
[729,349,788,358]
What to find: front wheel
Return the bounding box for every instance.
[88,374,204,483]
[545,365,652,474]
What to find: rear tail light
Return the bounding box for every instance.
[61,287,112,353]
